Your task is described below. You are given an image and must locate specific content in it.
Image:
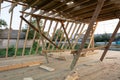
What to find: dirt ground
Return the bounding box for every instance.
[0,50,120,80]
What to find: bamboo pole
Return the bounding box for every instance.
[22,16,32,56]
[72,30,86,49]
[70,0,105,70]
[45,20,52,49]
[42,19,47,31]
[70,23,82,49]
[87,22,98,49]
[83,22,98,56]
[35,38,41,54]
[29,31,37,55]
[47,21,58,50]
[58,22,70,49]
[14,13,24,57]
[6,10,13,58]
[60,22,73,49]
[100,19,120,61]
[35,19,47,55]
[36,18,49,63]
[51,22,63,50]
[61,21,72,49]
[67,23,78,49]
[73,23,82,40]
[65,23,77,49]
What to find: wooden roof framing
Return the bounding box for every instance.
[1,0,119,22]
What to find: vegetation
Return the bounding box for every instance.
[22,18,43,39]
[0,42,42,58]
[0,19,7,27]
[94,33,110,42]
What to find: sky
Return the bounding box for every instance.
[0,1,120,35]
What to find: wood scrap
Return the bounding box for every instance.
[23,77,33,80]
[65,71,79,80]
[0,61,42,72]
[39,65,55,72]
[106,57,117,59]
[55,56,66,61]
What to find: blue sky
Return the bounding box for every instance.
[0,1,120,34]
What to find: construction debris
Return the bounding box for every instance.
[23,77,33,80]
[65,71,79,80]
[55,56,66,61]
[106,57,117,59]
[39,65,55,72]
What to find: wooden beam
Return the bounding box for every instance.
[61,22,74,49]
[42,46,105,53]
[22,16,31,56]
[70,0,105,70]
[15,13,24,57]
[6,10,13,58]
[100,19,120,61]
[0,60,42,72]
[29,31,37,55]
[36,18,49,63]
[61,21,72,49]
[56,21,67,48]
[72,23,86,49]
[47,21,58,50]
[20,11,65,22]
[20,16,60,49]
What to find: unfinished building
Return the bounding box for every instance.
[0,0,120,80]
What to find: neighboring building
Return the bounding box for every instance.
[0,29,25,39]
[0,29,27,49]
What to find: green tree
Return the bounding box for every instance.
[22,18,43,39]
[94,33,110,42]
[0,19,7,27]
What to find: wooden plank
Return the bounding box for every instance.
[39,65,55,72]
[0,61,42,72]
[20,11,65,22]
[100,19,120,61]
[42,46,105,53]
[70,0,105,70]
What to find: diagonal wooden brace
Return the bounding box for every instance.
[60,21,72,49]
[100,19,120,61]
[70,0,105,70]
[20,16,61,49]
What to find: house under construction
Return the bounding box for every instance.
[0,0,120,80]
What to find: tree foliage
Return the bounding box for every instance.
[0,19,7,27]
[22,18,43,39]
[94,33,111,42]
